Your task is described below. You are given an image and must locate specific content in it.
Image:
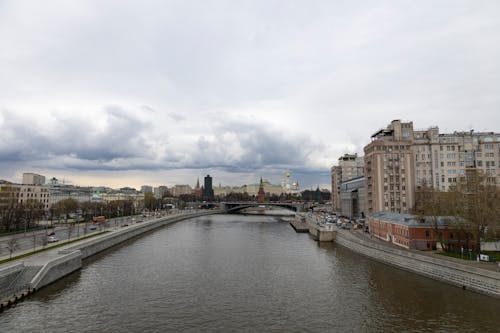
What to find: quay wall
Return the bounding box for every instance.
[0,263,24,291]
[335,230,500,299]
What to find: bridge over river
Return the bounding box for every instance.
[220,202,304,213]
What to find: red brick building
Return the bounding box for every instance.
[368,211,473,251]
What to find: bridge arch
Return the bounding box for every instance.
[221,202,302,213]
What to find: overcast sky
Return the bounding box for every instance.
[1,0,499,190]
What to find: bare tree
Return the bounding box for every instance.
[413,184,447,250]
[67,223,75,240]
[40,234,48,248]
[6,237,19,259]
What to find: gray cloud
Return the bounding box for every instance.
[1,0,499,188]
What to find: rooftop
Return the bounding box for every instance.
[368,211,460,227]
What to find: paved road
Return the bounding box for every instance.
[0,215,157,260]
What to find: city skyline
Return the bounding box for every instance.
[1,1,499,189]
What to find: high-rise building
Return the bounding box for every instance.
[331,154,364,212]
[202,175,214,201]
[364,120,416,215]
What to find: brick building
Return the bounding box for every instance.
[368,211,472,251]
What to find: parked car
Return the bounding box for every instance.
[88,225,97,230]
[47,236,59,243]
[47,230,55,236]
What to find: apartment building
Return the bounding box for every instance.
[331,154,364,212]
[413,128,500,191]
[364,119,500,215]
[364,120,415,215]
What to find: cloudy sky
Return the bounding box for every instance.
[1,0,499,190]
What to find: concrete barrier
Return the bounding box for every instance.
[0,263,25,293]
[335,230,500,298]
[30,251,82,290]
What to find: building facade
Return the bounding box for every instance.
[339,176,365,219]
[413,128,500,191]
[141,185,153,193]
[364,120,415,215]
[49,185,92,206]
[171,185,193,197]
[368,211,471,251]
[202,175,215,201]
[364,120,500,215]
[331,154,364,212]
[22,173,46,185]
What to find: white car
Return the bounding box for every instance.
[47,236,59,243]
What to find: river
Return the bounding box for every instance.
[1,214,499,332]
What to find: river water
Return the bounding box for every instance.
[1,214,499,332]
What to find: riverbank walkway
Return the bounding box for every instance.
[343,227,500,273]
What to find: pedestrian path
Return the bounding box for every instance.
[346,228,500,272]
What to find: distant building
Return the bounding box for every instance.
[257,178,265,203]
[0,181,20,211]
[202,175,214,201]
[22,173,46,185]
[19,184,50,211]
[331,154,364,212]
[141,185,153,193]
[154,185,169,198]
[171,184,193,197]
[194,178,202,201]
[339,176,365,219]
[245,179,283,196]
[49,185,92,206]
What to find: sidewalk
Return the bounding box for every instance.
[346,228,500,273]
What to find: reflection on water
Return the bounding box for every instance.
[1,214,499,332]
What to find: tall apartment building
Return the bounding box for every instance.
[364,120,415,215]
[364,119,500,215]
[331,154,364,212]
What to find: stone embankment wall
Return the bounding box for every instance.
[335,230,500,299]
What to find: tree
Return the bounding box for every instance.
[53,198,80,220]
[67,223,75,240]
[6,237,19,259]
[413,184,447,250]
[454,169,499,252]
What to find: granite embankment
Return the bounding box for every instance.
[334,229,500,298]
[0,211,219,305]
